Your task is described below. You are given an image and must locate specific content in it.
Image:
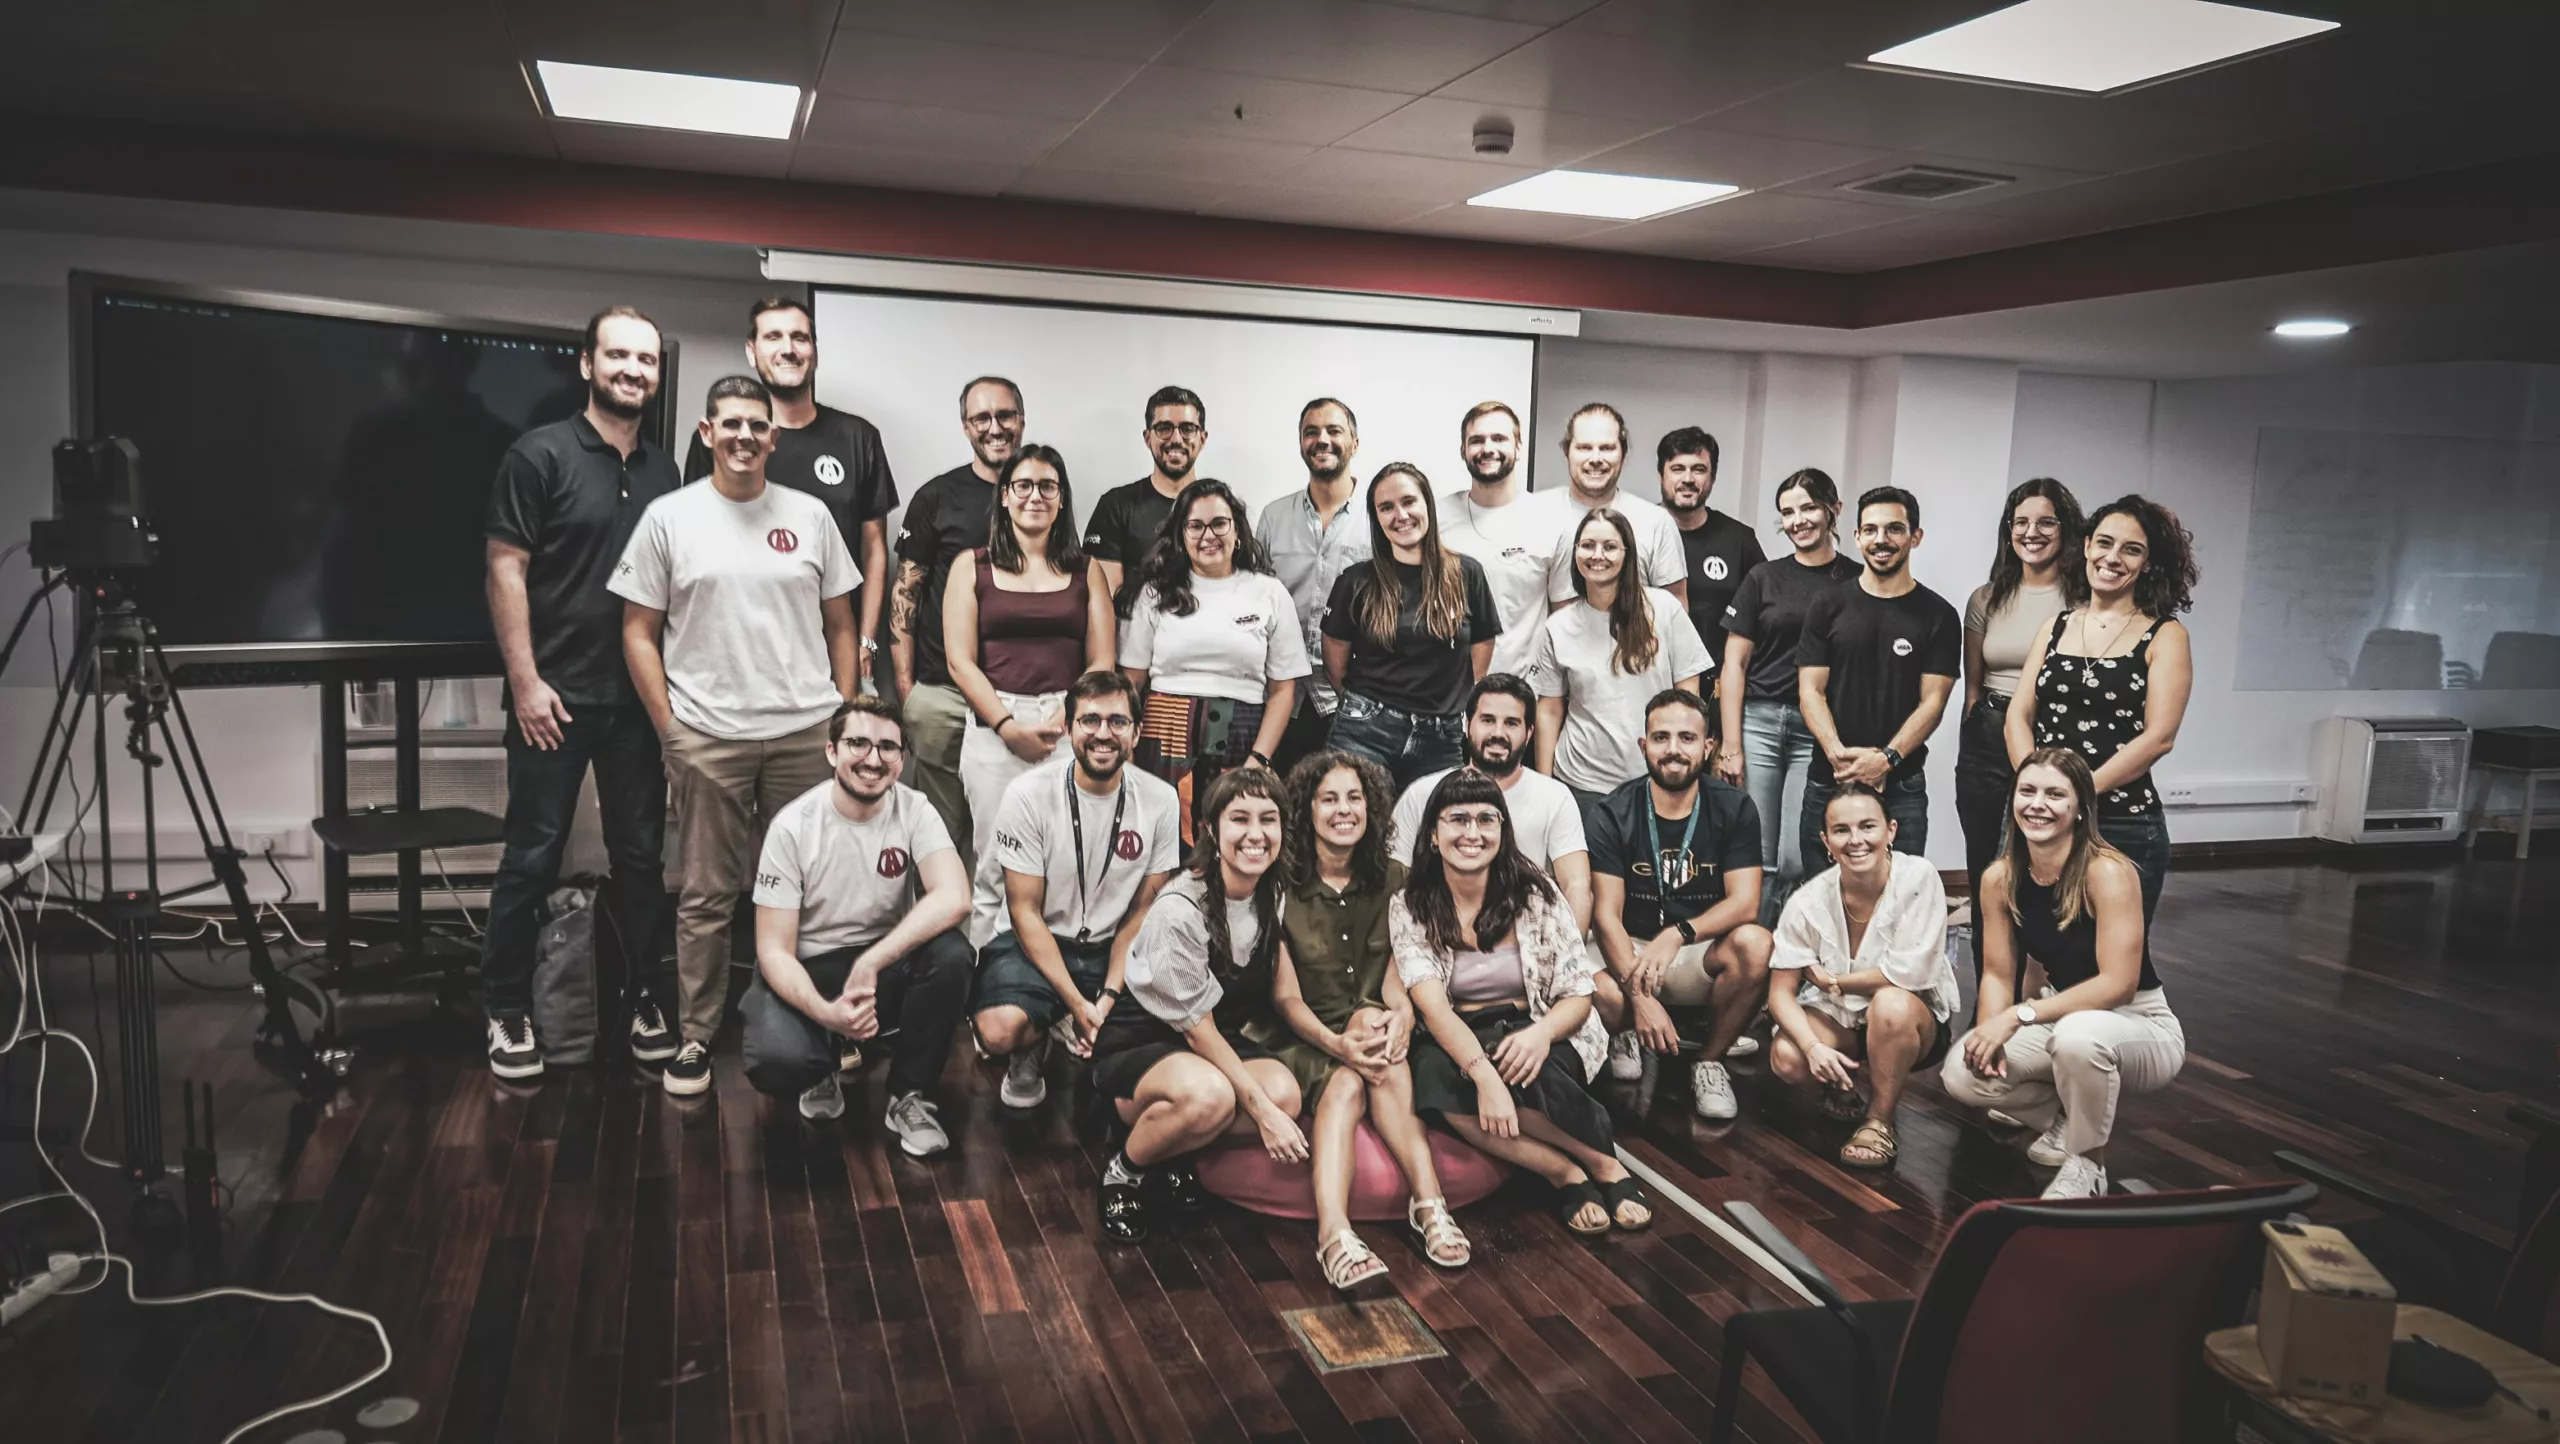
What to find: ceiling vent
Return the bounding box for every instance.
[1839,165,2014,200]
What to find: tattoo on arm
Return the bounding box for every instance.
[891,561,927,641]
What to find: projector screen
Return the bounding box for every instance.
[811,290,1539,527]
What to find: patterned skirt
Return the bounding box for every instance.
[1137,691,1267,846]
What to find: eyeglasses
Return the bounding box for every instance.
[1438,810,1506,832]
[1005,478,1061,499]
[1858,522,1913,539]
[1183,517,1234,538]
[2010,517,2061,535]
[833,737,904,759]
[1148,422,1206,441]
[965,408,1021,431]
[1074,713,1136,733]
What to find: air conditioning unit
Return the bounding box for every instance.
[2309,717,2470,844]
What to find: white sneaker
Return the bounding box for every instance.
[1607,1030,1644,1081]
[2026,1117,2071,1167]
[626,995,677,1063]
[1692,1060,1738,1120]
[1987,1109,2028,1130]
[486,1013,543,1080]
[999,1035,1050,1110]
[662,1040,712,1096]
[798,1072,846,1121]
[885,1091,950,1158]
[2041,1155,2107,1199]
[1724,1032,1761,1058]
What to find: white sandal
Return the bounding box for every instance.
[1407,1196,1471,1268]
[1318,1229,1389,1290]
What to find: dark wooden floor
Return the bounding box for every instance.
[3,845,2553,1443]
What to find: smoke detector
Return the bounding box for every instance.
[1838,165,2013,200]
[1472,117,1514,156]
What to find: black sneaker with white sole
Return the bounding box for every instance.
[487,1012,544,1080]
[628,995,678,1063]
[662,1040,712,1096]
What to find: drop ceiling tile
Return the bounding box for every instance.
[1002,164,1255,213]
[1273,147,1536,202]
[1333,98,1661,168]
[502,0,835,88]
[1432,26,1815,124]
[1158,0,1547,94]
[550,123,795,178]
[1573,190,1896,257]
[830,0,1216,60]
[818,31,1140,119]
[1388,0,1594,22]
[1391,201,1630,245]
[1197,185,1446,229]
[1694,67,2130,157]
[1575,127,1880,190]
[1085,66,1414,146]
[1037,122,1319,181]
[800,99,1075,163]
[1775,152,2103,212]
[789,143,1026,195]
[1715,209,2022,271]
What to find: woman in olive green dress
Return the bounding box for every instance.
[1260,750,1471,1286]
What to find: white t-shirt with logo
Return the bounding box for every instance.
[1531,588,1714,793]
[989,756,1183,942]
[1118,569,1311,703]
[1440,487,1572,680]
[611,479,858,741]
[753,781,956,958]
[1389,765,1590,871]
[1546,490,1687,604]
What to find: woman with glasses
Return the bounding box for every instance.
[1319,464,1500,790]
[944,444,1115,941]
[1715,468,1862,925]
[1120,478,1310,840]
[1533,506,1712,825]
[1956,479,2084,936]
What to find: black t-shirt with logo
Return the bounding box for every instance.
[1587,776,1763,939]
[1085,477,1183,616]
[484,413,679,708]
[1678,508,1766,664]
[893,464,1001,687]
[1317,555,1501,716]
[684,403,898,564]
[1723,553,1863,701]
[1797,580,1963,782]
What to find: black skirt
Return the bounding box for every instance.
[1409,1003,1615,1155]
[1088,1003,1273,1102]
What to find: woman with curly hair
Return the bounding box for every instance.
[2005,495,2198,921]
[1255,750,1469,1285]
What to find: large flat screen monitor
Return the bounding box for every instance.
[71,272,679,681]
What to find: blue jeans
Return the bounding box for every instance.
[1328,691,1465,792]
[1739,700,1820,925]
[2096,805,2169,925]
[1801,769,1931,878]
[480,703,670,1015]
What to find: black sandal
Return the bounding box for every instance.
[1155,1159,1211,1218]
[1599,1175,1654,1232]
[1559,1180,1610,1237]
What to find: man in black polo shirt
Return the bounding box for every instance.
[1587,688,1772,1120]
[1659,426,1764,721]
[1085,385,1206,617]
[1797,485,1961,876]
[683,296,898,692]
[891,375,1025,860]
[480,304,681,1080]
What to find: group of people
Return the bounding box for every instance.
[473,295,2210,1290]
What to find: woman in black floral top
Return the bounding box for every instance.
[2004,496,2198,923]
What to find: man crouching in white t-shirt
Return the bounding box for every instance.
[742,697,972,1155]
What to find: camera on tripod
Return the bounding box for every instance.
[30,437,157,574]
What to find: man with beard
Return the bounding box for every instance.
[1587,689,1773,1120]
[1657,426,1763,684]
[1087,386,1208,617]
[969,671,1183,1109]
[480,304,681,1081]
[1544,403,1687,614]
[615,375,862,1097]
[684,297,898,692]
[1796,486,1960,875]
[740,697,972,1157]
[1438,401,1571,680]
[1258,398,1370,773]
[1388,673,1591,931]
[891,376,1027,856]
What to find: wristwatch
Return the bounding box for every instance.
[1674,918,1699,945]
[1879,746,1904,771]
[2014,1003,2038,1026]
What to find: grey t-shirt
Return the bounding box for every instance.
[1124,871,1265,1034]
[753,781,955,957]
[989,757,1183,942]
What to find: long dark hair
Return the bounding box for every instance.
[1774,467,1842,544]
[1991,747,2129,932]
[1137,477,1271,618]
[1402,769,1557,958]
[1983,477,2087,615]
[1356,463,1468,646]
[987,443,1084,575]
[1280,750,1396,892]
[2085,494,2199,620]
[1569,506,1659,675]
[1186,766,1286,979]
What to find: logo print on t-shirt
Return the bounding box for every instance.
[1892,636,1914,657]
[1114,829,1144,861]
[768,528,800,553]
[814,455,845,486]
[876,847,909,878]
[1702,556,1728,581]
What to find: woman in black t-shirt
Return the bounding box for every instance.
[1321,464,1500,790]
[1942,748,2183,1200]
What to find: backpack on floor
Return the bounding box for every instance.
[532,883,602,1065]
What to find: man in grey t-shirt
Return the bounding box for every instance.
[1258,397,1369,773]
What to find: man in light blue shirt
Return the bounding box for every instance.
[1256,397,1370,773]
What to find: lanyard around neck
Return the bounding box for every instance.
[1067,767,1130,944]
[1645,791,1702,906]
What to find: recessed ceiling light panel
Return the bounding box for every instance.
[1865,0,2338,95]
[1467,170,1740,221]
[2272,318,2352,338]
[534,60,801,140]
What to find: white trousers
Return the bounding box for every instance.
[962,688,1071,946]
[1940,989,2185,1157]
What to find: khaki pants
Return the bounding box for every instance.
[662,716,834,1044]
[960,688,1071,946]
[1582,938,1725,1007]
[1940,989,2185,1157]
[902,681,972,872]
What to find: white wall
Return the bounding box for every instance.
[1531,338,1755,514]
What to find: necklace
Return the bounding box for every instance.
[2075,609,2139,690]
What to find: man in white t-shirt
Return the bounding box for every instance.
[1438,400,1571,680]
[1390,673,1592,932]
[742,697,972,1156]
[614,374,862,1096]
[970,671,1183,1109]
[1544,402,1687,612]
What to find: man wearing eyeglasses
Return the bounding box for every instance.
[890,375,1027,862]
[1087,386,1208,618]
[968,671,1182,1110]
[614,374,862,1097]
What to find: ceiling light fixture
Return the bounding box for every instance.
[2272,319,2352,338]
[1863,0,2338,95]
[533,60,801,140]
[1467,170,1739,222]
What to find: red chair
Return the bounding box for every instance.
[1710,1179,2321,1444]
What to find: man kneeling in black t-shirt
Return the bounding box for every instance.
[1587,689,1774,1121]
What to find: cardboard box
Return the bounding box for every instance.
[2258,1222,2397,1407]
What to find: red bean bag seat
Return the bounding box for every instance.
[1193,1123,1509,1221]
